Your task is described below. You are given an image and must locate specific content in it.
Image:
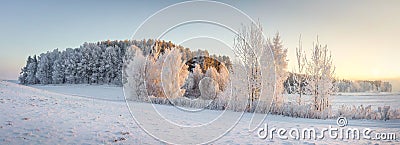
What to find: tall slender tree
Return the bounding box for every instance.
[268,32,288,107]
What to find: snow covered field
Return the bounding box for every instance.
[1,80,399,144]
[31,84,125,102]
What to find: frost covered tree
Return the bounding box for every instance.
[52,54,65,84]
[36,53,51,84]
[268,32,288,107]
[233,22,264,110]
[27,56,38,84]
[193,64,204,86]
[105,46,117,84]
[233,21,276,112]
[217,63,230,92]
[19,55,38,84]
[204,67,220,89]
[18,56,31,84]
[64,48,78,84]
[112,45,124,85]
[142,43,190,98]
[293,36,307,105]
[88,44,101,84]
[125,46,147,100]
[225,63,249,111]
[161,48,189,98]
[305,38,336,112]
[145,44,164,97]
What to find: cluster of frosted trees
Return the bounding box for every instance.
[278,36,337,117]
[125,22,289,113]
[18,40,140,85]
[18,45,124,85]
[124,44,231,102]
[122,22,336,117]
[231,23,338,116]
[18,39,232,86]
[281,37,397,120]
[231,21,287,112]
[185,63,230,99]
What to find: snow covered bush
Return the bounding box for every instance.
[183,62,230,99]
[337,105,400,120]
[199,77,218,100]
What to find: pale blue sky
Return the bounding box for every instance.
[1,0,399,90]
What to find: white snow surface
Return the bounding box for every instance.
[31,84,125,101]
[1,81,399,144]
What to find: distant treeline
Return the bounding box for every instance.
[336,79,392,92]
[285,72,392,93]
[18,39,232,85]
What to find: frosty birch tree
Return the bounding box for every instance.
[233,22,265,111]
[125,46,147,101]
[233,21,278,112]
[294,35,307,105]
[305,38,336,112]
